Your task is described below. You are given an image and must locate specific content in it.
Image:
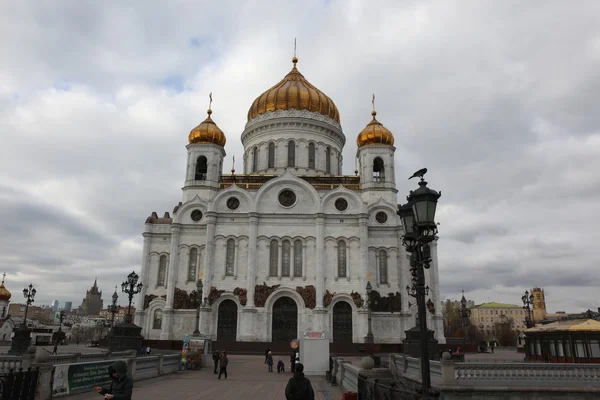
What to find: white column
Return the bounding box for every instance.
[359,215,369,299]
[161,225,181,340]
[315,214,325,308]
[134,234,151,327]
[203,212,217,293]
[246,213,258,307]
[277,242,282,279]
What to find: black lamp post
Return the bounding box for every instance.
[459,290,471,344]
[398,170,441,399]
[193,276,204,336]
[365,280,374,344]
[58,310,65,331]
[121,271,143,324]
[9,283,37,354]
[522,290,534,328]
[22,284,37,328]
[109,286,119,327]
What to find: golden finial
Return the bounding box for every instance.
[207,92,213,116]
[371,93,377,118]
[292,38,298,66]
[231,155,236,174]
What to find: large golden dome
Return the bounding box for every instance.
[188,108,226,147]
[0,276,11,302]
[247,57,340,123]
[356,110,395,147]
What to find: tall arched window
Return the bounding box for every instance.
[282,240,291,276]
[294,240,303,277]
[378,250,388,285]
[225,239,235,276]
[195,156,207,180]
[252,147,259,172]
[308,143,316,169]
[337,241,347,278]
[373,157,385,182]
[268,142,275,168]
[188,248,198,281]
[287,140,295,167]
[326,147,331,174]
[153,309,163,329]
[269,240,279,277]
[158,255,167,286]
[1,306,5,318]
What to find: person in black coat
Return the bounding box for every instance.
[285,363,314,400]
[212,350,220,374]
[290,351,297,373]
[94,360,133,400]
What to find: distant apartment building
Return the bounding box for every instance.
[99,306,136,324]
[470,302,528,337]
[79,278,103,316]
[51,300,59,312]
[64,302,72,313]
[8,303,55,324]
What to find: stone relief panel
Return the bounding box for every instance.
[323,290,335,307]
[369,290,402,312]
[254,282,280,307]
[173,287,200,310]
[208,287,225,306]
[351,291,364,308]
[233,287,248,306]
[296,285,316,309]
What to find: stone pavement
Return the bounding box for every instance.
[66,355,344,400]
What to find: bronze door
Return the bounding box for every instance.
[271,297,298,342]
[217,300,238,341]
[333,301,353,343]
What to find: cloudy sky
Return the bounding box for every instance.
[1,1,598,314]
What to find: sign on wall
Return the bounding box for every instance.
[303,331,325,340]
[52,360,116,396]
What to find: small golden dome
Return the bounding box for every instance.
[247,57,340,123]
[356,109,395,147]
[0,275,11,301]
[188,108,226,147]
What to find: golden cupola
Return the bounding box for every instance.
[247,57,340,123]
[356,97,395,147]
[188,94,226,147]
[0,274,11,302]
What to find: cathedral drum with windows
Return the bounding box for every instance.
[134,56,445,347]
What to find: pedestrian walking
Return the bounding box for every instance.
[266,351,274,372]
[265,347,271,364]
[218,351,228,379]
[52,343,58,355]
[290,350,296,373]
[93,360,133,400]
[285,362,315,400]
[212,350,220,374]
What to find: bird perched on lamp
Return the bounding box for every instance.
[409,168,427,180]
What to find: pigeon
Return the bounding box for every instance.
[409,168,427,180]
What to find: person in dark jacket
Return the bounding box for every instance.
[218,351,228,379]
[285,362,314,400]
[277,360,285,373]
[265,347,271,364]
[290,351,296,373]
[212,350,220,374]
[266,351,274,372]
[94,360,133,400]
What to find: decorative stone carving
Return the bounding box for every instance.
[427,299,435,314]
[254,282,280,307]
[208,287,225,306]
[144,294,166,309]
[173,287,200,310]
[245,109,342,130]
[369,290,402,312]
[233,287,248,306]
[323,290,336,307]
[351,291,363,309]
[296,285,316,309]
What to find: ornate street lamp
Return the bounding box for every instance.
[9,283,37,354]
[365,279,374,344]
[459,290,471,344]
[193,272,204,336]
[398,169,441,399]
[22,284,37,327]
[522,290,534,328]
[108,286,119,349]
[122,271,143,323]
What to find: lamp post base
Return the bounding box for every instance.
[9,326,32,355]
[109,322,144,353]
[402,326,439,360]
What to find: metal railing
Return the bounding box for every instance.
[0,367,39,400]
[357,373,421,400]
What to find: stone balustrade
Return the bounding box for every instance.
[0,356,22,373]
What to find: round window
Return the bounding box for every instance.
[226,197,240,210]
[335,198,348,211]
[191,210,203,222]
[375,212,388,224]
[278,190,297,207]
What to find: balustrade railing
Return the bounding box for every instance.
[0,357,23,374]
[357,373,420,400]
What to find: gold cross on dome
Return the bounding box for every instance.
[1,273,5,284]
[372,93,375,112]
[208,92,213,111]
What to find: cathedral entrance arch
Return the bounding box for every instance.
[217,300,238,341]
[332,301,353,343]
[271,297,298,342]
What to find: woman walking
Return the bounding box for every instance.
[218,351,228,379]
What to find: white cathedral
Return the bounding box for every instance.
[134,55,445,346]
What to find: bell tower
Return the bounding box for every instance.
[531,287,547,322]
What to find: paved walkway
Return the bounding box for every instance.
[66,355,344,400]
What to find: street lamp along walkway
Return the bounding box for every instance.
[9,283,37,355]
[397,169,441,399]
[109,271,144,352]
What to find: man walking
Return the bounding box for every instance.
[285,363,314,400]
[218,351,228,379]
[212,350,220,374]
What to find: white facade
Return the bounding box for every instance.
[134,81,445,346]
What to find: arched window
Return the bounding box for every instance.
[326,146,331,174]
[252,147,259,172]
[225,239,235,276]
[308,143,315,169]
[294,240,303,277]
[158,255,167,286]
[287,140,295,167]
[282,240,291,276]
[153,309,163,329]
[269,240,279,277]
[1,306,5,318]
[373,157,385,182]
[188,248,198,281]
[195,156,207,180]
[337,241,347,278]
[268,142,275,168]
[379,249,388,285]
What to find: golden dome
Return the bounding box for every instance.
[356,109,395,147]
[188,109,226,147]
[0,275,11,301]
[247,57,340,123]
